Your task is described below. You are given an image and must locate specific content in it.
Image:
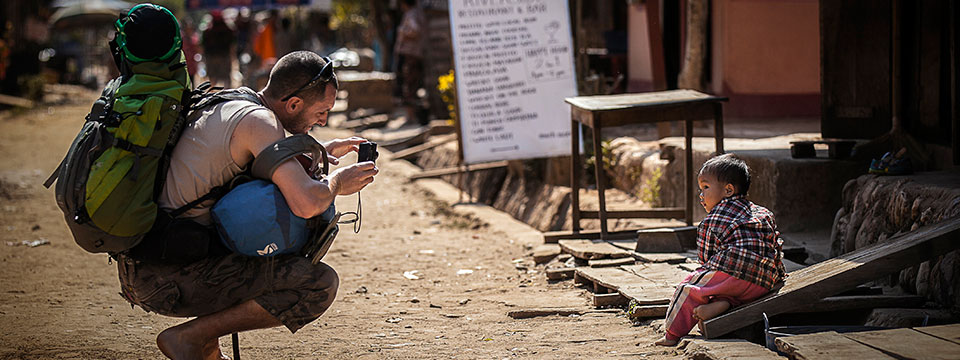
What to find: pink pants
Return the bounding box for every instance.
[663,270,770,341]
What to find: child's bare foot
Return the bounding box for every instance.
[654,336,678,346]
[693,300,731,321]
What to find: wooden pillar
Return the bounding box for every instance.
[570,118,581,232]
[685,118,694,226]
[714,102,725,154]
[592,123,609,236]
[951,0,959,164]
[647,0,672,139]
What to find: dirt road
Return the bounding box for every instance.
[0,94,678,359]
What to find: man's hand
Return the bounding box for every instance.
[330,161,378,196]
[323,136,368,159]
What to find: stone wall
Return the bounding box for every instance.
[831,172,960,309]
[607,136,864,232]
[414,142,649,232]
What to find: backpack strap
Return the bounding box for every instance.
[251,134,329,180]
[167,135,327,218]
[188,86,263,113]
[161,86,267,215]
[44,78,124,189]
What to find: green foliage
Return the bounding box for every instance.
[331,0,370,30]
[639,166,662,207]
[437,70,457,122]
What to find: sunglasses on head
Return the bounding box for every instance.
[280,56,338,102]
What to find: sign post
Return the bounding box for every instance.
[449,0,579,165]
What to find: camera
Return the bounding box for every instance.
[357,141,378,163]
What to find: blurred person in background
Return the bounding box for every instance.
[393,0,425,125]
[200,10,235,87]
[180,17,199,84]
[253,10,278,67]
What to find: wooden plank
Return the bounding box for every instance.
[532,244,561,264]
[632,252,688,264]
[790,295,926,314]
[605,239,638,251]
[616,263,687,305]
[564,91,718,112]
[579,208,685,219]
[844,328,960,360]
[702,220,960,338]
[593,293,627,307]
[620,263,689,286]
[507,308,619,319]
[588,257,635,268]
[545,268,576,281]
[0,94,34,108]
[618,286,674,306]
[542,229,640,243]
[636,226,696,252]
[409,161,508,180]
[626,304,668,319]
[775,331,895,360]
[783,258,807,272]
[390,133,456,160]
[914,324,960,345]
[678,262,699,272]
[340,114,389,129]
[559,240,632,260]
[685,339,785,360]
[575,267,643,291]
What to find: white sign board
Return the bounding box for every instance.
[449,0,578,164]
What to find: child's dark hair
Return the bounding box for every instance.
[699,153,750,195]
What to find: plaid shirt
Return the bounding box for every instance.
[697,195,786,289]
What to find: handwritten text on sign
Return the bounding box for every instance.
[450,0,577,164]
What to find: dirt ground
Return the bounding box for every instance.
[0,93,683,359]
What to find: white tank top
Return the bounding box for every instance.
[158,90,268,225]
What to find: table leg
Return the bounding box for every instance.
[571,119,581,233]
[714,103,725,154]
[592,124,608,237]
[685,119,694,226]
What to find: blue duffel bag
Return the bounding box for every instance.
[211,135,341,262]
[211,179,337,257]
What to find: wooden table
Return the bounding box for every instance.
[563,89,727,240]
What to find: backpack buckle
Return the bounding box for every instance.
[73,208,91,224]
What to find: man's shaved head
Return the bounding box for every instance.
[263,51,335,102]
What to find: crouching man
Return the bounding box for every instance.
[117,51,377,359]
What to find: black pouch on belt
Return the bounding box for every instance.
[126,211,229,264]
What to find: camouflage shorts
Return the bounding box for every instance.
[117,253,339,333]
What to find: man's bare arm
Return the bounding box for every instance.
[231,111,377,218]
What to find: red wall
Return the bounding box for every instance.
[627,0,821,117]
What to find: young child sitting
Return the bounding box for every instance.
[655,154,786,346]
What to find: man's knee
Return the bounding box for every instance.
[316,262,339,297]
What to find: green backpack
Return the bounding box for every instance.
[45,4,199,253]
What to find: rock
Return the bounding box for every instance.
[917,260,931,297]
[832,172,960,311]
[864,308,957,328]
